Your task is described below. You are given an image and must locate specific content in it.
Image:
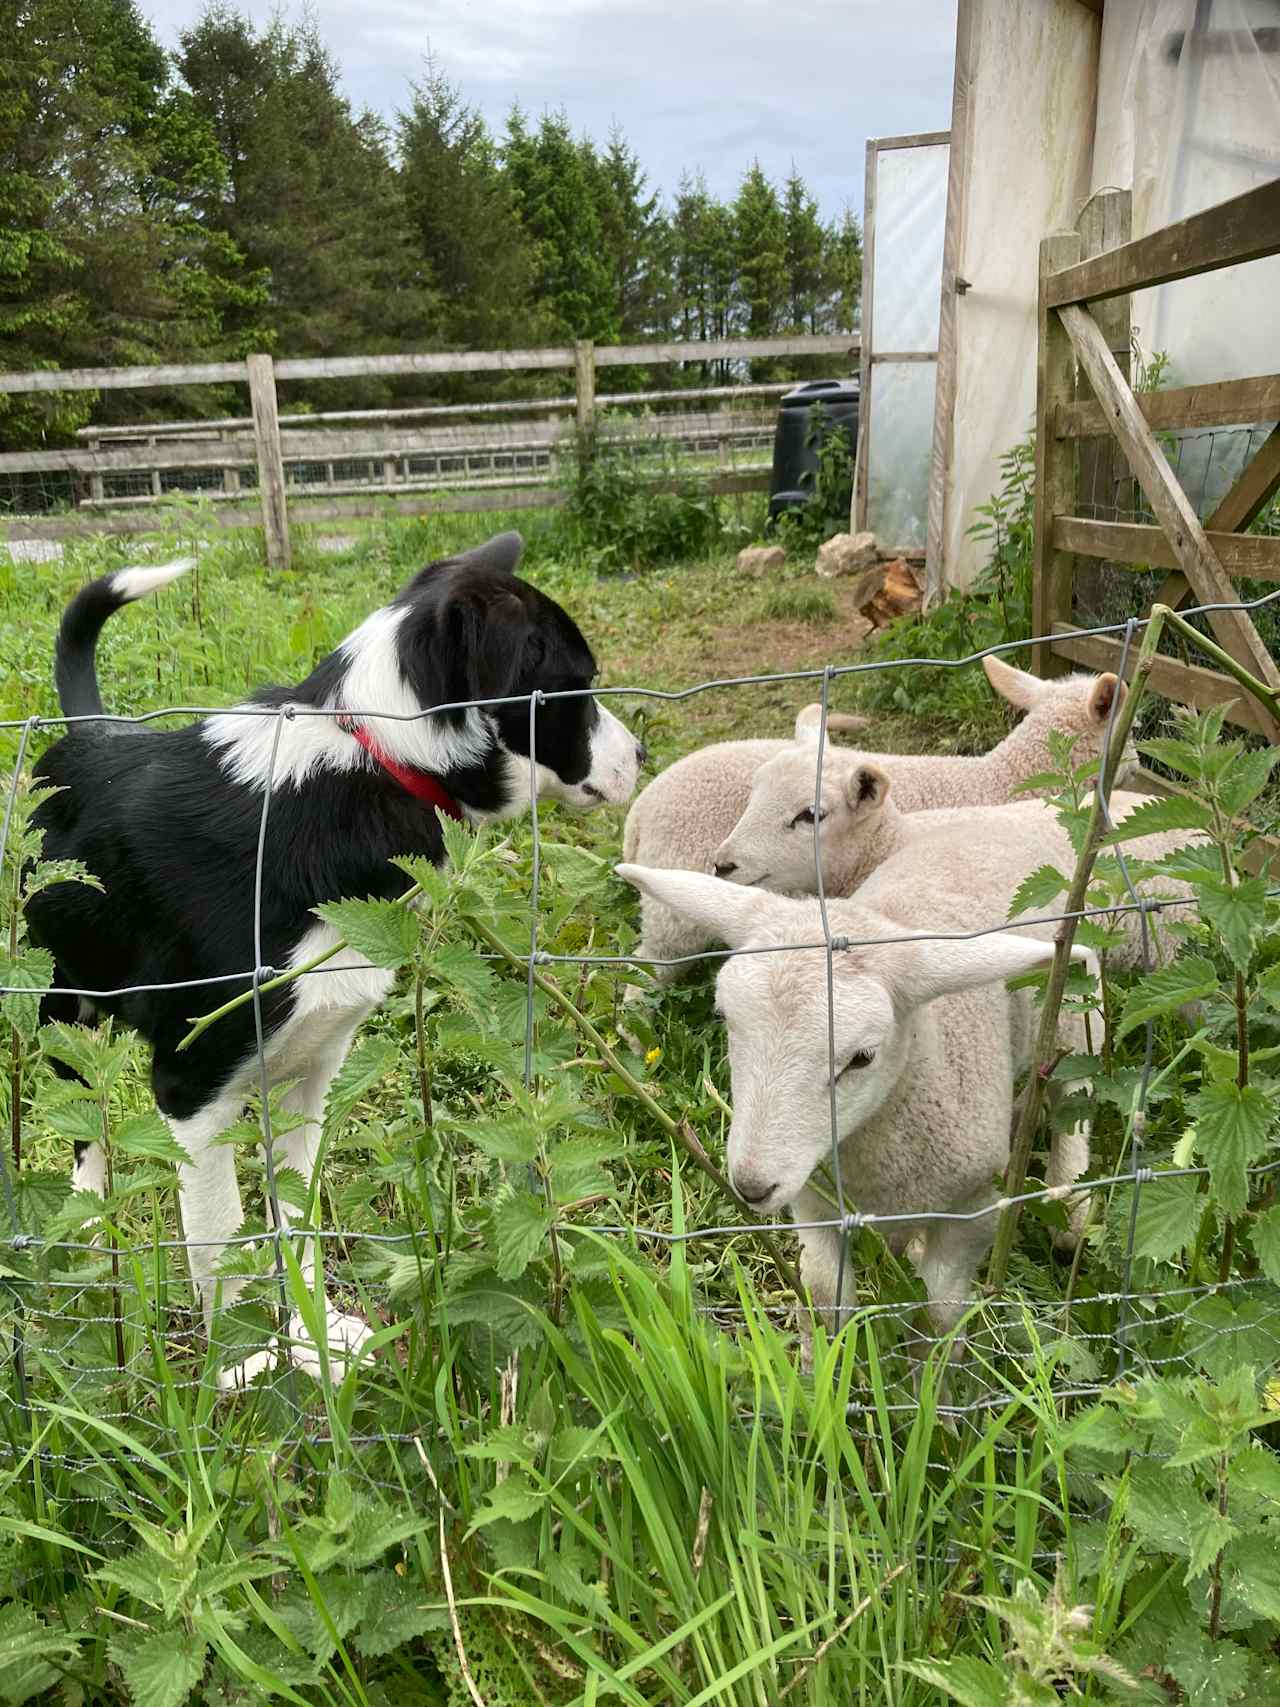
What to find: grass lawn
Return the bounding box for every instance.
[0,504,1275,1706]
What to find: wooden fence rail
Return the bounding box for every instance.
[1031,177,1280,744]
[1,333,858,570]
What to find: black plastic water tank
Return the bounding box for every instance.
[768,378,859,522]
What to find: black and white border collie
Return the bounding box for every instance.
[28,532,641,1384]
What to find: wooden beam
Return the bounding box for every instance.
[855,137,877,533]
[1058,371,1280,438]
[1045,178,1280,307]
[1052,517,1280,578]
[246,354,290,572]
[1206,421,1280,533]
[869,130,951,151]
[574,340,596,434]
[1032,232,1083,676]
[1058,300,1280,736]
[1050,625,1275,737]
[0,334,859,398]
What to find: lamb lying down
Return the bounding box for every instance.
[622,657,1136,1009]
[616,863,1096,1348]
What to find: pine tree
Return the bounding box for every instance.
[669,173,735,377]
[177,7,433,384]
[397,61,542,352]
[503,108,615,342]
[824,205,863,333]
[1,0,259,444]
[783,169,827,332]
[589,127,665,340]
[732,162,788,378]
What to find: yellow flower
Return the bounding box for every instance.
[645,1046,662,1066]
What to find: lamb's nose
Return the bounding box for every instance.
[714,860,737,879]
[734,1176,778,1207]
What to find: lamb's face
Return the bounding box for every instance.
[715,943,905,1211]
[613,862,1077,1218]
[713,753,889,895]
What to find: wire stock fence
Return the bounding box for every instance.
[2,585,1280,1477]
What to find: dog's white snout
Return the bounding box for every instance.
[583,702,642,805]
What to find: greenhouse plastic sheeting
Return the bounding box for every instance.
[1093,0,1280,508]
[864,140,948,551]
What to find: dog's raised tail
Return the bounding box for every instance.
[54,558,195,719]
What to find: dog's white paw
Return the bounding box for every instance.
[285,1306,374,1379]
[216,1341,280,1392]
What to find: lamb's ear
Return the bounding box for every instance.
[843,762,889,813]
[890,932,1092,1011]
[983,655,1044,711]
[793,704,870,742]
[615,863,773,947]
[1087,672,1125,724]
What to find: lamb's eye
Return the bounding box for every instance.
[789,806,827,829]
[838,1050,876,1077]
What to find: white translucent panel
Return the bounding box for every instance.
[872,144,949,354]
[866,361,938,550]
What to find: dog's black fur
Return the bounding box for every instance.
[26,533,638,1375]
[30,533,614,1118]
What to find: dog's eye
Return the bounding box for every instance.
[788,806,827,829]
[837,1050,875,1077]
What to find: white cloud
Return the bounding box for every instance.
[142,0,958,218]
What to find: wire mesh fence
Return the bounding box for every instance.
[1,584,1278,1476]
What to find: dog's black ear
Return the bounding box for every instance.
[452,586,534,705]
[462,532,524,577]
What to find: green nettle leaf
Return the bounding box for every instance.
[493,1191,553,1280]
[1198,875,1268,973]
[431,940,498,1009]
[1101,794,1213,844]
[900,1655,1012,1707]
[1164,1619,1251,1707]
[1123,1462,1206,1556]
[322,1035,397,1134]
[1007,864,1068,919]
[1190,1082,1275,1216]
[313,897,419,968]
[449,1114,539,1166]
[1249,1204,1280,1285]
[1117,955,1219,1039]
[112,1112,190,1166]
[1216,745,1280,817]
[1183,1509,1236,1582]
[46,1100,106,1143]
[38,1021,103,1084]
[1224,1531,1280,1622]
[0,1603,79,1705]
[109,1628,209,1707]
[0,947,53,1040]
[465,1470,547,1534]
[1131,1175,1204,1264]
[350,1569,448,1658]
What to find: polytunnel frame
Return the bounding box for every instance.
[854,128,951,562]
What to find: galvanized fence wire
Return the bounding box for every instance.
[2,585,1280,1450]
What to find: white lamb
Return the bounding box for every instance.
[616,862,1096,1343]
[712,754,1193,974]
[622,657,1134,1005]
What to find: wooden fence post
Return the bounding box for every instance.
[574,340,596,435]
[1074,189,1132,622]
[246,353,291,571]
[1031,231,1083,676]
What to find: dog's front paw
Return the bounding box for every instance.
[286,1306,374,1379]
[216,1340,280,1392]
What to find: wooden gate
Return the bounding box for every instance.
[1030,179,1280,744]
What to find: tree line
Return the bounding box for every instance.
[1,1,861,444]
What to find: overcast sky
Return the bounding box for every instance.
[140,0,958,221]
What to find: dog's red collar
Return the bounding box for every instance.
[337,715,465,823]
